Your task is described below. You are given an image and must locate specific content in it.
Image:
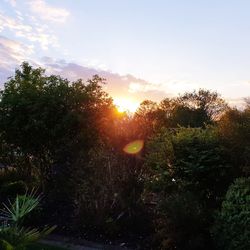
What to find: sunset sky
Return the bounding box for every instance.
[1,0,250,107]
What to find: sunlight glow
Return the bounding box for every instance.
[114,98,139,113]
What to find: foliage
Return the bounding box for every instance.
[0,181,27,202]
[0,62,250,248]
[147,127,233,207]
[0,226,54,250]
[0,62,115,228]
[146,127,235,249]
[172,127,233,206]
[218,107,250,175]
[156,89,227,128]
[0,169,28,189]
[0,63,114,185]
[134,100,159,138]
[176,89,228,122]
[212,177,250,250]
[0,193,55,250]
[73,144,151,238]
[154,191,210,250]
[0,192,39,226]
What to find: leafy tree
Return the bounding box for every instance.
[0,63,114,182]
[0,63,115,228]
[133,100,159,139]
[0,63,76,181]
[155,90,227,128]
[218,107,250,176]
[153,98,174,129]
[177,89,227,122]
[171,105,206,127]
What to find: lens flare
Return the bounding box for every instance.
[123,140,144,154]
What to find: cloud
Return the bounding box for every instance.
[28,0,70,23]
[0,13,32,33]
[40,57,169,102]
[0,55,168,102]
[0,12,59,50]
[0,36,33,64]
[0,53,248,108]
[40,58,250,106]
[0,36,34,85]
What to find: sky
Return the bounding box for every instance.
[1,0,250,108]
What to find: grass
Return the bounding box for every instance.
[27,243,68,250]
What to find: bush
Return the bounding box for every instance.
[146,127,233,208]
[0,181,27,200]
[0,168,26,187]
[0,193,55,250]
[154,191,211,250]
[72,145,152,240]
[212,177,250,250]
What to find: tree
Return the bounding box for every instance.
[0,63,114,183]
[156,98,176,128]
[177,89,227,122]
[0,62,115,228]
[155,90,227,128]
[133,100,158,139]
[218,107,250,176]
[0,63,76,181]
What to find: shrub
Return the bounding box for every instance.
[73,145,151,239]
[212,177,250,250]
[0,181,27,200]
[0,192,56,250]
[146,127,233,208]
[154,191,211,250]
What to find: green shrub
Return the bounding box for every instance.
[0,193,56,250]
[146,127,234,208]
[212,177,250,250]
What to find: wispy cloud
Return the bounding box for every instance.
[0,36,33,64]
[0,51,248,108]
[27,0,70,23]
[0,35,34,84]
[39,57,169,102]
[0,13,32,33]
[0,54,169,103]
[0,12,59,50]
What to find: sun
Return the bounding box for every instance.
[114,98,139,113]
